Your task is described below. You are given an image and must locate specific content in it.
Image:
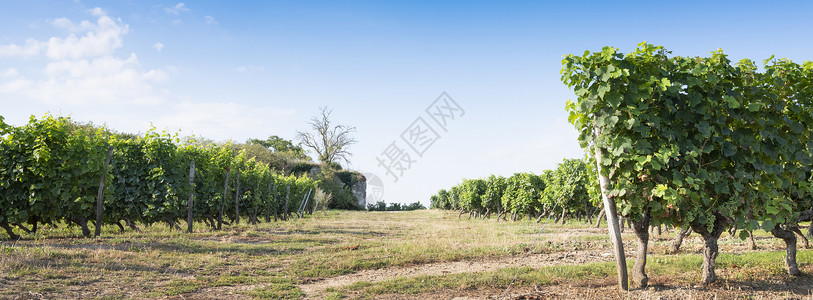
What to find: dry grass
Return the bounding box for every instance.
[0,210,809,299]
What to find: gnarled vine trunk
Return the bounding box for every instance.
[594,209,605,228]
[690,213,726,284]
[807,222,813,240]
[75,219,91,237]
[1,223,20,239]
[125,218,141,232]
[791,227,809,249]
[11,223,32,234]
[668,227,691,254]
[748,230,757,250]
[631,210,651,288]
[798,209,813,240]
[771,225,801,276]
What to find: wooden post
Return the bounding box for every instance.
[594,124,629,291]
[284,184,291,220]
[301,189,312,216]
[234,170,241,225]
[313,193,320,213]
[307,189,315,214]
[297,189,309,218]
[187,161,196,233]
[95,145,114,237]
[271,182,278,222]
[266,181,272,223]
[218,167,230,230]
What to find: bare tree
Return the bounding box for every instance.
[296,107,357,166]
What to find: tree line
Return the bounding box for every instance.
[366,201,426,211]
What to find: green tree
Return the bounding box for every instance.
[250,135,309,160]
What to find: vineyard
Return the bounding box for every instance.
[430,158,600,223]
[0,115,319,240]
[3,43,813,299]
[562,43,813,289]
[428,43,813,292]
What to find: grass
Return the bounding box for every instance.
[335,250,813,298]
[0,210,808,299]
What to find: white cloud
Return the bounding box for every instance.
[164,3,189,15]
[0,79,33,93]
[153,42,164,52]
[26,54,169,105]
[205,15,218,25]
[3,10,127,60]
[172,19,183,25]
[45,13,128,60]
[0,38,44,58]
[89,7,105,17]
[0,68,30,93]
[0,8,168,106]
[1,68,19,78]
[50,17,94,32]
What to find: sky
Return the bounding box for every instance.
[2,0,813,206]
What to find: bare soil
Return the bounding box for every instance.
[299,249,616,298]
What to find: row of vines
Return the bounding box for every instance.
[0,115,318,239]
[430,158,602,223]
[562,43,813,288]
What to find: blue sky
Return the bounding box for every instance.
[2,1,813,206]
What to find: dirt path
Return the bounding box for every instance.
[298,249,624,299]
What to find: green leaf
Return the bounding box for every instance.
[597,84,610,99]
[722,142,737,157]
[636,140,652,154]
[725,96,740,109]
[621,204,632,216]
[651,159,662,170]
[660,78,671,91]
[750,220,760,230]
[608,116,619,127]
[738,230,750,240]
[606,91,622,107]
[695,121,711,137]
[762,220,775,231]
[568,112,578,124]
